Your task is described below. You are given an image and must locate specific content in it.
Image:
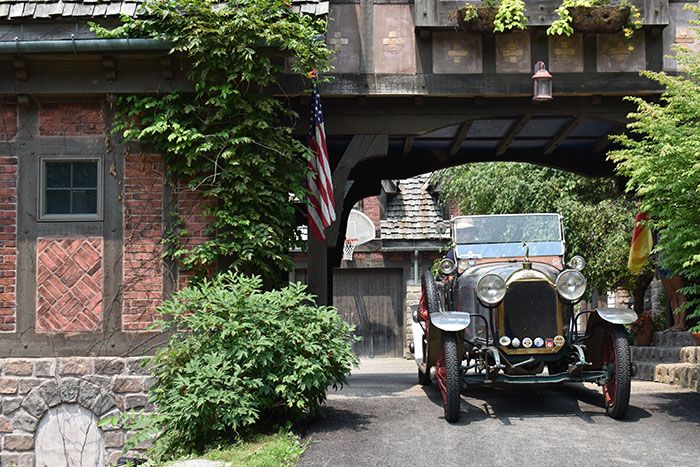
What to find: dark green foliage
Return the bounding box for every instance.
[435,162,638,292]
[608,5,700,330]
[146,272,358,457]
[93,0,332,282]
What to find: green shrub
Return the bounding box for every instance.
[143,272,358,457]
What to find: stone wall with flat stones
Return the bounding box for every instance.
[0,356,154,466]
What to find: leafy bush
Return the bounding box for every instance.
[141,273,358,457]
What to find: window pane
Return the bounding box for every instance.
[72,189,98,214]
[45,189,71,214]
[73,162,98,188]
[45,162,71,188]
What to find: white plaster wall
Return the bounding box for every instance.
[35,404,104,467]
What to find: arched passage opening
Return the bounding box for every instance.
[302,97,636,321]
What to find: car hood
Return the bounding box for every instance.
[457,261,562,287]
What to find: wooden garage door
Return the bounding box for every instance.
[333,268,404,358]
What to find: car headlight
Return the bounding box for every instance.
[477,274,506,305]
[556,269,587,302]
[438,258,456,275]
[568,255,586,271]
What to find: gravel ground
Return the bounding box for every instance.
[299,358,700,467]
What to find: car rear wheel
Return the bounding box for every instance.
[602,324,631,419]
[435,332,461,423]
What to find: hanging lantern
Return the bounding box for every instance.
[532,61,553,102]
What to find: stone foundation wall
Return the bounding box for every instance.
[0,357,153,466]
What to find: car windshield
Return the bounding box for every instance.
[453,214,563,258]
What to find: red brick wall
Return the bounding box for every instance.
[0,155,16,332]
[38,102,104,136]
[0,105,17,141]
[177,185,214,289]
[363,196,381,235]
[36,238,103,332]
[123,153,164,331]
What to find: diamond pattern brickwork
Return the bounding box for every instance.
[36,237,103,333]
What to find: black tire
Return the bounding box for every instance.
[443,332,461,423]
[602,324,632,419]
[421,269,440,315]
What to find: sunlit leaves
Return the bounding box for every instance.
[97,0,333,283]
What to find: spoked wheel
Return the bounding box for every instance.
[434,332,461,423]
[602,324,631,419]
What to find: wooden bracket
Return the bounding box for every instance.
[102,56,116,81]
[13,56,27,81]
[160,56,173,81]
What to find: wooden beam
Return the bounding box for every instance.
[495,114,531,157]
[402,136,414,157]
[543,115,586,155]
[449,120,473,157]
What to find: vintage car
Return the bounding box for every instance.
[411,213,637,423]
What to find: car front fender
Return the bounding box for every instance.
[430,311,471,332]
[595,308,638,325]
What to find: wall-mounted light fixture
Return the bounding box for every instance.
[532,61,553,102]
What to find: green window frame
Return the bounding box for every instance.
[38,156,103,221]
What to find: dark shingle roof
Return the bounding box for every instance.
[380,173,450,241]
[0,1,329,20]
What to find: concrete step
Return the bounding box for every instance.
[631,346,700,364]
[652,331,696,347]
[633,362,700,392]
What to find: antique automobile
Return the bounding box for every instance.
[411,213,637,423]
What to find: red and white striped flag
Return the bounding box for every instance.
[307,75,335,240]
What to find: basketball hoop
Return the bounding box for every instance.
[343,238,358,261]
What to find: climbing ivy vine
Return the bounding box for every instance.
[94,0,332,282]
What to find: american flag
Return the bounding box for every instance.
[307,78,335,241]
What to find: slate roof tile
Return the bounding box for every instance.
[0,0,329,19]
[379,173,450,241]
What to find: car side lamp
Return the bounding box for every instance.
[532,61,553,102]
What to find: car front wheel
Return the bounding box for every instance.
[435,332,461,423]
[602,324,631,419]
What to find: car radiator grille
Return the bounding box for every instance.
[503,280,558,339]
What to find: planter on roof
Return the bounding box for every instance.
[457,7,497,33]
[569,6,630,34]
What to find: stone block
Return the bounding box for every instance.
[78,381,102,408]
[34,359,57,378]
[2,359,33,376]
[95,358,125,375]
[3,433,34,451]
[123,395,148,410]
[3,396,22,415]
[21,391,48,418]
[58,378,80,403]
[12,410,38,432]
[0,414,13,432]
[0,453,33,467]
[18,378,43,395]
[38,380,60,408]
[0,378,18,394]
[104,430,124,448]
[126,357,152,375]
[58,357,94,376]
[83,375,113,391]
[114,377,144,393]
[93,394,116,416]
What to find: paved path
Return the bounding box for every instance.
[299,359,700,467]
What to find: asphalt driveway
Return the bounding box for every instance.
[299,359,700,467]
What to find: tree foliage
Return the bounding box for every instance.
[435,162,638,292]
[608,4,700,330]
[94,0,332,282]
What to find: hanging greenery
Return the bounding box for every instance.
[93,0,332,283]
